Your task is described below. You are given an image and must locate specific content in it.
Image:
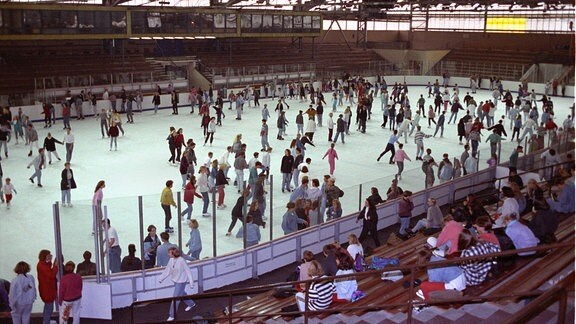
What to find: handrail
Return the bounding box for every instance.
[503,271,575,324]
[130,241,574,323]
[452,159,575,204]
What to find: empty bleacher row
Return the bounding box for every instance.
[185,40,389,79]
[434,47,574,83]
[0,40,169,103]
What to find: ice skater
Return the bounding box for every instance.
[4,178,16,209]
[108,122,119,151]
[377,130,399,164]
[322,143,339,176]
[27,148,46,187]
[43,132,63,164]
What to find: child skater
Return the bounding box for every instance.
[322,142,339,176]
[4,177,17,209]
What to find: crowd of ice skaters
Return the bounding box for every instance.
[0,74,574,217]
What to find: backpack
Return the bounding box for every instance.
[354,253,365,272]
[367,256,399,270]
[439,163,454,180]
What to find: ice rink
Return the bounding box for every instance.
[0,84,573,300]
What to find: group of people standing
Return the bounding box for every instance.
[5,250,83,324]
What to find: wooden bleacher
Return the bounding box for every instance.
[217,213,574,323]
[189,40,388,78]
[0,40,169,100]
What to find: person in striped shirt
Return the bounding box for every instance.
[295,260,336,312]
[414,126,431,160]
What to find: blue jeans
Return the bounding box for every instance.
[43,301,54,324]
[181,203,193,220]
[201,192,209,214]
[63,115,71,128]
[61,189,71,205]
[261,135,269,150]
[333,131,345,143]
[282,173,291,191]
[11,303,33,324]
[65,143,73,162]
[399,216,410,235]
[109,245,122,273]
[169,282,195,317]
[235,170,244,191]
[293,170,300,188]
[427,255,463,283]
[434,124,444,137]
[30,168,42,185]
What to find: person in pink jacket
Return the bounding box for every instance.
[393,143,411,181]
[322,143,339,176]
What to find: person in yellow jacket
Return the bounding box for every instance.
[161,180,177,233]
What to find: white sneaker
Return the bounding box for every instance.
[166,316,174,321]
[416,289,424,300]
[217,205,225,209]
[432,249,446,258]
[202,213,211,217]
[185,303,196,311]
[68,203,73,207]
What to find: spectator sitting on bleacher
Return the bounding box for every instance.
[333,251,357,302]
[524,178,544,214]
[319,244,338,277]
[495,187,520,228]
[418,229,500,301]
[409,197,443,235]
[473,216,500,246]
[297,250,315,291]
[346,234,364,262]
[547,171,575,214]
[502,213,539,256]
[461,194,489,226]
[528,199,559,244]
[509,182,527,215]
[435,214,465,256]
[295,260,335,313]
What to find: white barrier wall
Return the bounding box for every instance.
[11,77,574,124]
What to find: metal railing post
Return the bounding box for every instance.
[269,175,273,241]
[212,189,217,257]
[358,183,363,211]
[138,196,146,275]
[177,191,183,250]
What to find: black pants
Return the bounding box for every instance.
[161,204,172,229]
[205,132,214,144]
[168,146,176,163]
[378,143,395,163]
[227,215,244,233]
[359,220,380,247]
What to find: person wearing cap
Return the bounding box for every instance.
[508,145,523,173]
